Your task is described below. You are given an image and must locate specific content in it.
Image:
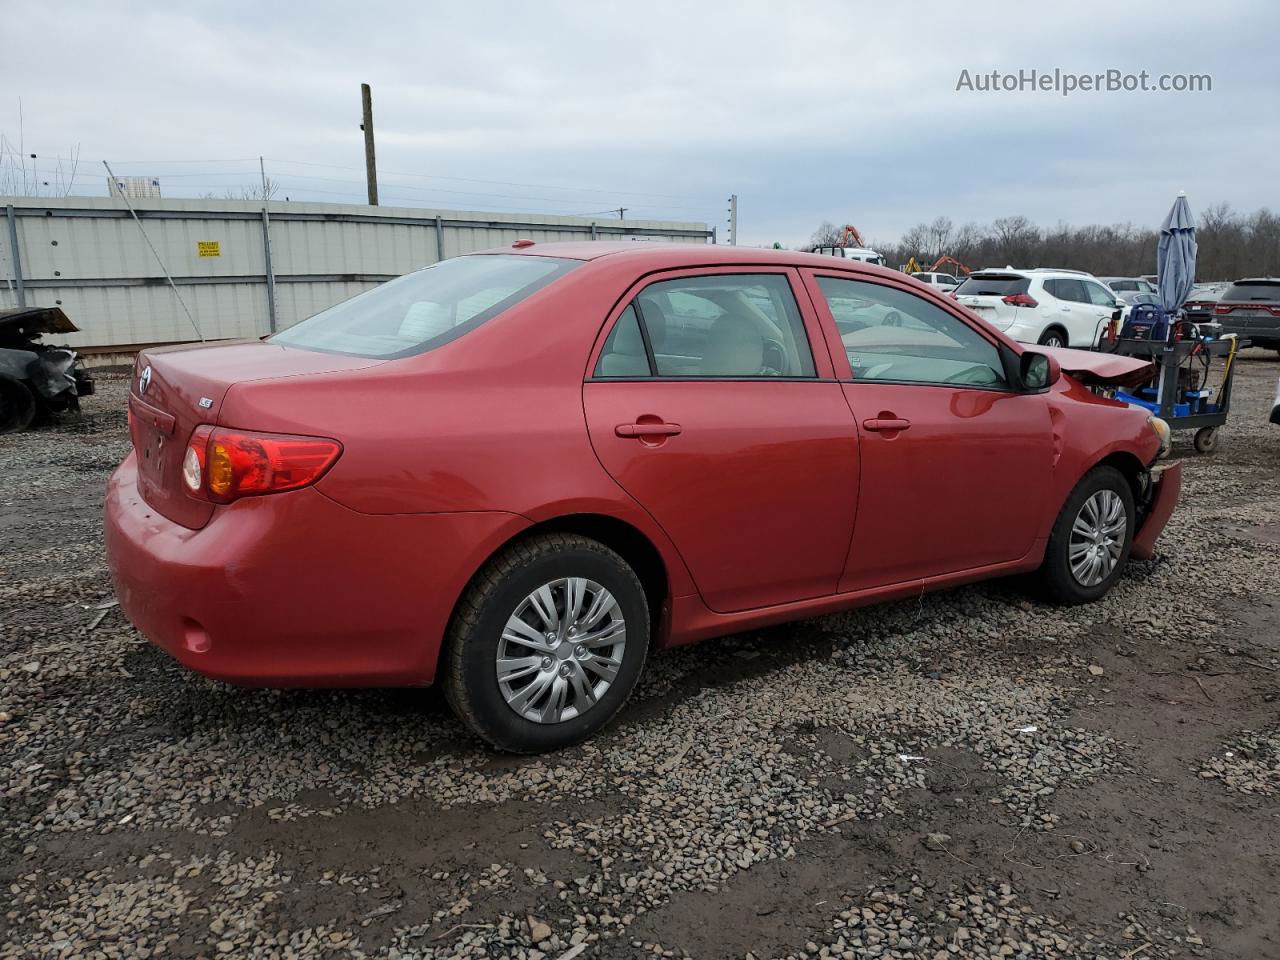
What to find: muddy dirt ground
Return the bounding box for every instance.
[2,353,1278,959]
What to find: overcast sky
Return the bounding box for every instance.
[2,0,1276,248]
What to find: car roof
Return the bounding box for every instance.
[468,240,894,273]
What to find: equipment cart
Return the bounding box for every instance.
[1100,335,1247,453]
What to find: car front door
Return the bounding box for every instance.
[1082,280,1121,344]
[803,271,1054,592]
[583,268,860,613]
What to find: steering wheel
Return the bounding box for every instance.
[943,364,999,386]
[882,311,903,327]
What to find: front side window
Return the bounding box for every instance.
[272,254,578,359]
[816,276,1007,389]
[1084,282,1118,307]
[628,274,816,378]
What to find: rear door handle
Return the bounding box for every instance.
[615,422,682,438]
[862,418,911,432]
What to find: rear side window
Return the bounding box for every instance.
[1046,278,1087,303]
[630,274,816,378]
[1222,281,1280,303]
[595,306,651,377]
[271,254,579,359]
[954,274,1029,297]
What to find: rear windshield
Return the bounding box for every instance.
[954,274,1030,297]
[271,254,579,358]
[1220,280,1280,303]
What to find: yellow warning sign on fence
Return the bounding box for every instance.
[197,241,221,257]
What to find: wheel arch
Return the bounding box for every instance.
[1038,323,1070,346]
[438,512,672,676]
[1091,449,1147,504]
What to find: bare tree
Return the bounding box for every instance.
[808,221,845,249]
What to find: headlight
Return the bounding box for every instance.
[1148,415,1172,458]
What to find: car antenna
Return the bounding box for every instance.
[102,161,205,342]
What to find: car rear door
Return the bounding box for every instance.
[582,267,860,613]
[803,270,1054,591]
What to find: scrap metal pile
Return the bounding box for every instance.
[0,306,95,433]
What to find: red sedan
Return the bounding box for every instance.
[105,243,1180,752]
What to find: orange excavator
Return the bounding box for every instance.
[840,224,869,248]
[904,255,974,276]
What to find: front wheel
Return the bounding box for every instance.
[442,533,649,753]
[1036,466,1135,605]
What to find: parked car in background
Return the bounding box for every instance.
[813,245,888,266]
[953,268,1119,347]
[1184,282,1229,323]
[912,271,962,293]
[105,243,1179,753]
[1100,277,1158,297]
[1113,291,1162,324]
[1213,278,1280,351]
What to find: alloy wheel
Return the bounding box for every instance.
[1068,490,1127,586]
[495,577,627,724]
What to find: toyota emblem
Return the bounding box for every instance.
[138,365,152,394]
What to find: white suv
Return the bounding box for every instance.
[912,271,961,293]
[952,269,1119,348]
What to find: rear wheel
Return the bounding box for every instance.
[0,376,36,434]
[1036,466,1135,605]
[1037,327,1068,348]
[442,533,649,753]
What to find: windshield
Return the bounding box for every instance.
[955,274,1030,297]
[271,254,579,358]
[1221,280,1280,303]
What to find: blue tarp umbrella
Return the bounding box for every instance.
[1157,192,1197,314]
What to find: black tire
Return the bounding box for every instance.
[1036,465,1135,605]
[442,533,649,753]
[0,376,36,434]
[1037,327,1068,348]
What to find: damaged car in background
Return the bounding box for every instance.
[0,306,96,433]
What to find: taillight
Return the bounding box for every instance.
[1002,293,1038,307]
[182,426,341,503]
[1214,303,1280,315]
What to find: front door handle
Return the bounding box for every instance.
[862,418,911,432]
[615,422,683,439]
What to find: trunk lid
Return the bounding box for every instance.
[128,340,383,528]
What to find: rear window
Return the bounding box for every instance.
[954,274,1029,297]
[1221,280,1280,303]
[271,254,579,358]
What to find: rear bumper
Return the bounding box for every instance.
[104,453,529,687]
[1130,460,1182,561]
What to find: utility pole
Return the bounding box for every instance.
[259,156,268,199]
[617,207,627,220]
[727,194,738,246]
[360,83,378,206]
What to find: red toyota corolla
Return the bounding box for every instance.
[105,242,1180,752]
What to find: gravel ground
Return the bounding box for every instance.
[2,353,1279,959]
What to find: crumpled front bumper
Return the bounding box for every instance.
[1130,460,1182,561]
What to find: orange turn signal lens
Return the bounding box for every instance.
[182,426,341,504]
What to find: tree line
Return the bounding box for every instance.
[810,205,1280,281]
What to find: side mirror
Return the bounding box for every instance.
[1019,350,1061,392]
